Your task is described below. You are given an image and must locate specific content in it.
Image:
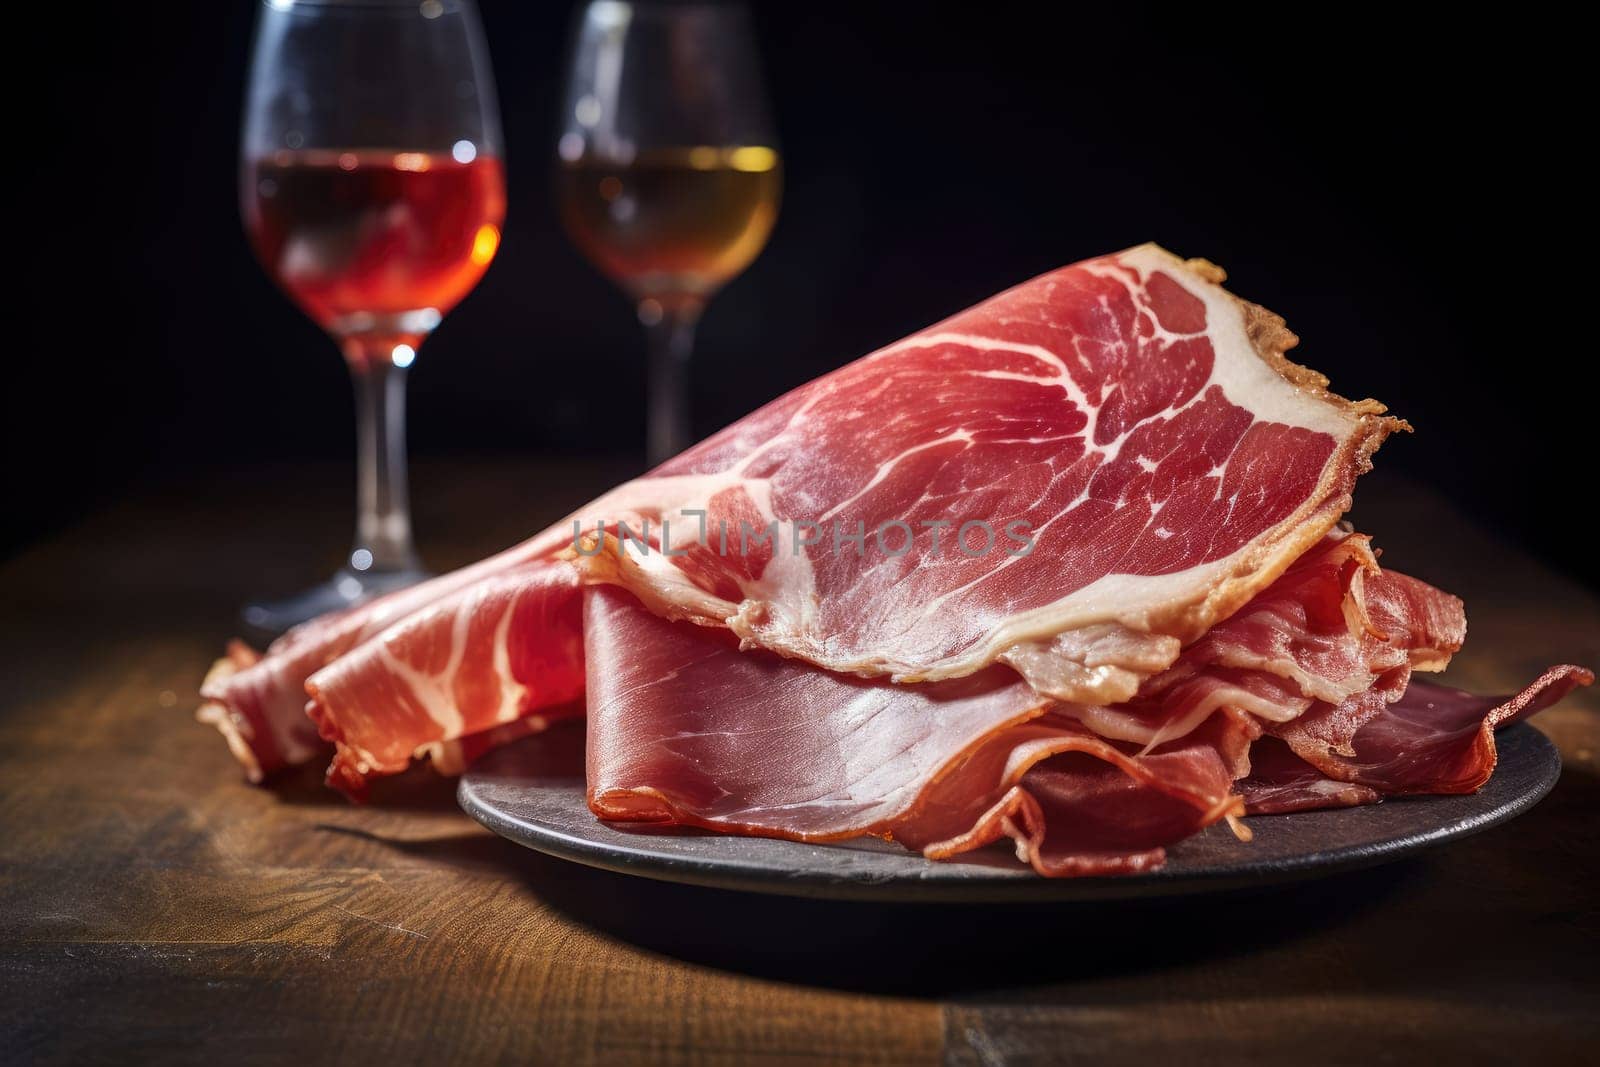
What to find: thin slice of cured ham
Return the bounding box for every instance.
[196,515,586,780]
[584,586,1048,836]
[1243,665,1594,810]
[1233,737,1382,814]
[305,560,586,798]
[195,463,726,781]
[580,244,1406,705]
[1062,531,1466,749]
[912,711,1257,876]
[585,585,1249,876]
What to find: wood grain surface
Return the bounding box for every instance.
[2,459,1595,1065]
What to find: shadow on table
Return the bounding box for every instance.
[510,846,1414,996]
[269,758,463,810]
[508,754,1599,1000]
[276,718,1414,997]
[295,804,1415,997]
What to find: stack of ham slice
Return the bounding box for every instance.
[199,244,1591,877]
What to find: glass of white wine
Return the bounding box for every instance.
[556,0,780,465]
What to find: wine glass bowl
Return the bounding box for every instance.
[556,144,778,306]
[244,148,505,356]
[557,0,780,463]
[239,0,504,630]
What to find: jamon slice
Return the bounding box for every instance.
[1234,738,1383,814]
[192,473,700,781]
[1169,531,1466,700]
[582,244,1405,704]
[194,464,731,780]
[585,586,1048,836]
[195,523,574,780]
[585,585,1247,876]
[305,560,586,798]
[1066,531,1467,748]
[197,639,324,781]
[1244,665,1593,810]
[911,711,1256,877]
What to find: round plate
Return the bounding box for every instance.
[458,721,1561,902]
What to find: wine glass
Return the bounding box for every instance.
[239,0,505,631]
[556,0,780,465]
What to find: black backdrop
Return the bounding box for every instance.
[12,4,1594,586]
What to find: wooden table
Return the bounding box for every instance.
[3,460,1596,1065]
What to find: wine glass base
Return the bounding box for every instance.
[241,566,431,635]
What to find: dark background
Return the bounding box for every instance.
[12,4,1593,586]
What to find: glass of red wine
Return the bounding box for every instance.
[239,0,504,631]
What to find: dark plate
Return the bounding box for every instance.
[458,721,1560,902]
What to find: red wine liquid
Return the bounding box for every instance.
[245,150,505,341]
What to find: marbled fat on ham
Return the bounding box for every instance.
[306,560,586,798]
[196,520,578,781]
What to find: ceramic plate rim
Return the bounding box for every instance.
[458,722,1560,902]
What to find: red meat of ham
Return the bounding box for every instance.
[585,584,1249,876]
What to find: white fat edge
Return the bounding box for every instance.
[195,699,267,782]
[940,549,1254,682]
[997,733,1091,785]
[1206,648,1379,706]
[1058,701,1224,749]
[1114,243,1359,439]
[1134,685,1309,754]
[736,478,824,634]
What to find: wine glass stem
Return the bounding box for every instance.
[346,341,420,575]
[643,302,702,466]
